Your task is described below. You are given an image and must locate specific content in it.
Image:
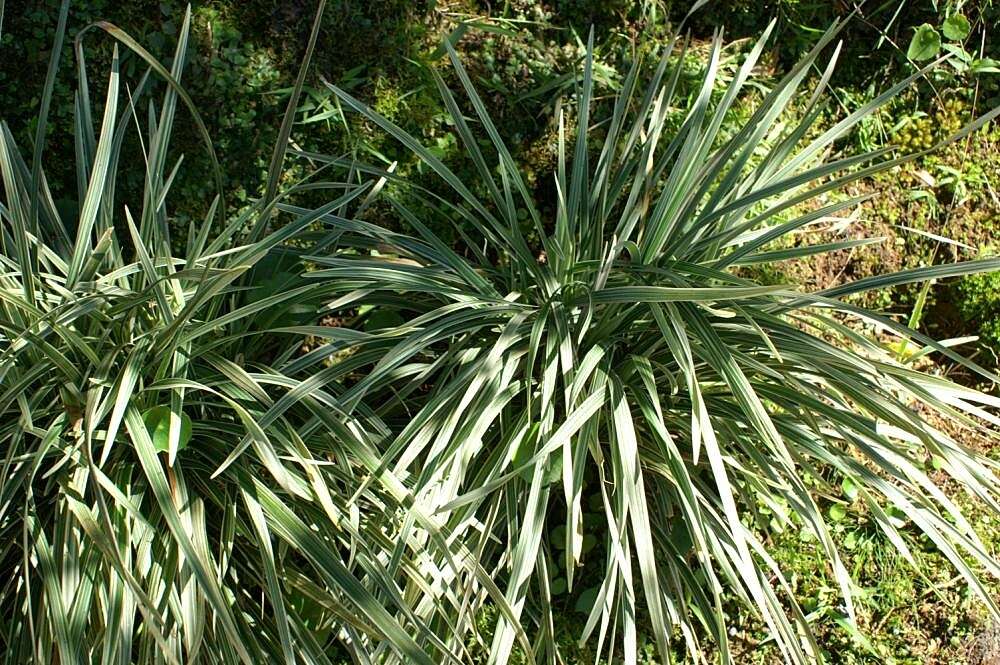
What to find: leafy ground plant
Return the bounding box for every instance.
[307,17,1000,665]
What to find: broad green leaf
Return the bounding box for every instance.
[942,13,971,41]
[908,24,941,61]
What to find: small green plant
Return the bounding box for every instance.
[907,10,998,76]
[957,245,1000,350]
[892,96,969,151]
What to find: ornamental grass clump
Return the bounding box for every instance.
[310,19,1000,665]
[2,2,1000,664]
[0,4,456,664]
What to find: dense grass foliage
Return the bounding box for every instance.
[0,7,448,663]
[3,1,997,363]
[2,1,1000,664]
[311,20,1000,664]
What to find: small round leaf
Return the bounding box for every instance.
[551,524,567,548]
[142,406,192,453]
[574,586,600,614]
[908,24,941,61]
[841,477,859,501]
[886,505,909,527]
[942,14,971,41]
[363,308,405,331]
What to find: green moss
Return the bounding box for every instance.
[956,246,1000,350]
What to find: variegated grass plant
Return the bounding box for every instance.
[3,2,1000,664]
[0,3,461,664]
[306,17,1000,665]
